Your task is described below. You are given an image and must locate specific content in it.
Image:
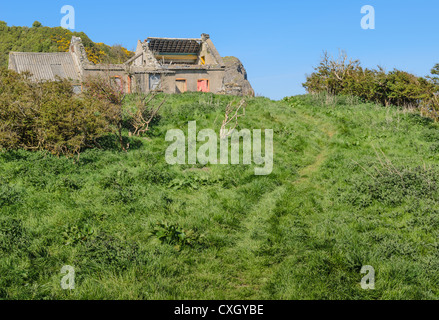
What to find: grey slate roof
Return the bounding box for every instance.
[8,52,80,82]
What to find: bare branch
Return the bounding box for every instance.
[220,99,247,139]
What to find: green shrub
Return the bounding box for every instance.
[0,69,116,156]
[151,222,205,251]
[303,51,439,120]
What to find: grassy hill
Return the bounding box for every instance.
[0,21,134,67]
[1,92,439,299]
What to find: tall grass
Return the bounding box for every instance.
[1,92,439,299]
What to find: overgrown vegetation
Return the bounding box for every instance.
[1,89,439,299]
[0,20,134,67]
[0,69,165,156]
[303,51,439,121]
[1,36,439,299]
[0,68,113,156]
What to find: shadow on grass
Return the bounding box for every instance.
[94,134,144,152]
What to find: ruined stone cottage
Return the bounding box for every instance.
[8,34,254,96]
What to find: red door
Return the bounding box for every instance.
[197,79,209,92]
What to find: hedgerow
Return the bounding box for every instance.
[0,68,114,156]
[303,51,439,121]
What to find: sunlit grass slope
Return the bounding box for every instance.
[1,92,439,299]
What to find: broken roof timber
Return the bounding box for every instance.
[124,52,143,65]
[146,37,202,41]
[148,39,201,55]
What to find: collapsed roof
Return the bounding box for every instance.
[147,38,201,54]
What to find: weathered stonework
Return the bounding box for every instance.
[221,56,255,97]
[9,34,253,97]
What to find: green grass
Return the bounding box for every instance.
[1,92,439,299]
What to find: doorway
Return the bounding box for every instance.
[176,79,187,93]
[197,79,209,92]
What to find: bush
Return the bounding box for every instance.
[303,51,439,120]
[0,69,115,156]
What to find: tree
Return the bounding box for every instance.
[0,21,134,68]
[32,21,42,28]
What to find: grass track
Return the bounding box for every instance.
[1,92,439,299]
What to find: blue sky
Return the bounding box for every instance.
[1,0,438,100]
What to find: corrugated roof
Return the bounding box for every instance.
[9,52,80,82]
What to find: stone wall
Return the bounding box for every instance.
[13,35,255,97]
[221,56,254,97]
